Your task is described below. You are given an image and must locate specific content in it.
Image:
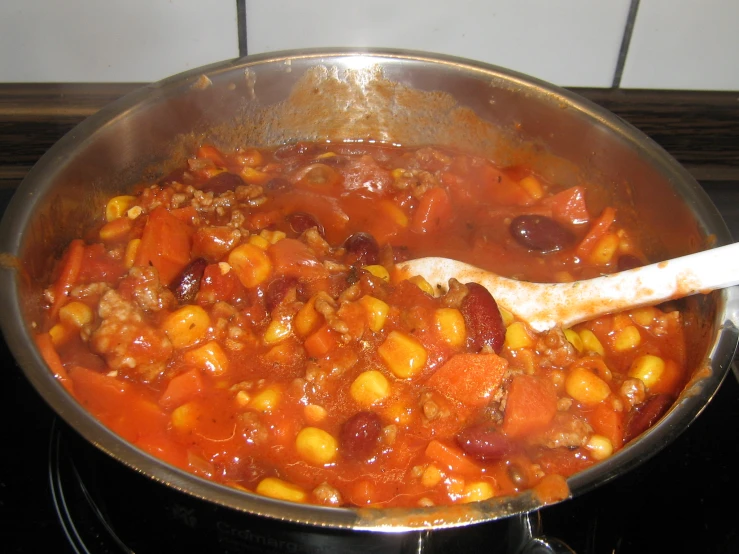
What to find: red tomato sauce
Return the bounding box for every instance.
[40,141,688,508]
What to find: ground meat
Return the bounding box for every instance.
[535,329,578,369]
[441,278,469,309]
[90,289,173,381]
[71,282,111,301]
[313,482,342,506]
[391,168,439,199]
[620,378,646,408]
[535,413,592,449]
[118,266,175,313]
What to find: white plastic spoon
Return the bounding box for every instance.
[396,242,739,333]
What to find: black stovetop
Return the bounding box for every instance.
[2,185,738,554]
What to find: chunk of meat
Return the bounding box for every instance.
[118,266,176,312]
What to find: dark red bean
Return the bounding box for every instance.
[624,394,674,443]
[460,282,505,353]
[343,232,380,266]
[264,276,297,312]
[264,177,292,193]
[340,411,382,460]
[201,172,244,194]
[618,254,643,272]
[285,212,325,237]
[170,258,207,304]
[456,424,513,462]
[509,215,574,253]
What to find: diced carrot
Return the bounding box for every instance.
[170,205,198,224]
[502,374,558,438]
[268,238,328,281]
[303,324,337,358]
[134,206,192,285]
[197,145,227,167]
[425,439,480,475]
[425,353,508,408]
[411,187,452,234]
[159,368,204,410]
[545,186,590,226]
[576,206,616,258]
[49,239,85,321]
[648,359,681,395]
[591,403,625,448]
[484,165,535,206]
[35,333,74,394]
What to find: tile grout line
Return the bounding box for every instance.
[236,0,247,57]
[612,0,641,88]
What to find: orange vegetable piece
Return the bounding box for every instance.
[502,374,558,438]
[425,353,508,408]
[411,187,452,234]
[134,206,192,285]
[425,439,480,475]
[576,206,616,258]
[197,145,227,167]
[591,403,625,449]
[304,324,337,358]
[159,368,204,410]
[269,238,328,281]
[35,332,74,394]
[49,239,85,320]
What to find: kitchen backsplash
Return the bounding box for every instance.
[1,0,737,90]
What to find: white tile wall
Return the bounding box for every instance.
[0,0,239,83]
[245,0,632,88]
[620,0,739,90]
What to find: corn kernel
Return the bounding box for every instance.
[421,464,443,488]
[378,331,428,379]
[235,390,251,407]
[295,297,321,337]
[588,232,620,265]
[184,341,229,376]
[564,329,583,353]
[256,477,307,503]
[304,404,327,424]
[260,229,286,244]
[163,305,210,349]
[630,307,657,327]
[565,367,611,405]
[263,318,292,345]
[579,329,605,356]
[248,234,271,250]
[59,301,93,328]
[380,199,409,228]
[99,217,132,241]
[249,385,282,412]
[124,238,140,268]
[240,166,269,184]
[127,205,143,220]
[499,306,515,327]
[585,434,614,461]
[391,168,406,180]
[462,481,495,503]
[613,325,641,351]
[519,176,544,200]
[504,321,533,349]
[228,243,272,288]
[49,323,70,346]
[350,370,390,407]
[315,152,337,160]
[105,195,136,222]
[434,308,466,348]
[363,264,390,282]
[295,427,338,465]
[359,295,390,332]
[408,275,435,296]
[171,402,198,431]
[628,355,665,390]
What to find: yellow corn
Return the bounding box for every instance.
[171,402,199,431]
[630,307,657,327]
[256,477,307,503]
[248,234,271,250]
[462,481,495,503]
[183,341,229,376]
[295,427,338,465]
[240,166,269,184]
[499,306,515,327]
[588,233,620,265]
[99,217,132,242]
[391,168,406,180]
[359,295,390,332]
[105,195,136,222]
[163,305,210,349]
[363,265,390,282]
[380,199,409,228]
[613,325,641,351]
[59,301,93,328]
[378,331,427,379]
[295,297,321,337]
[49,324,70,346]
[518,175,544,200]
[350,370,390,407]
[304,404,327,424]
[585,434,614,461]
[579,329,605,356]
[249,385,282,412]
[564,329,583,353]
[628,354,665,389]
[259,229,286,244]
[421,464,443,488]
[235,390,251,407]
[504,321,533,349]
[263,318,292,345]
[408,275,435,296]
[228,243,272,288]
[124,238,140,268]
[434,308,466,348]
[565,367,611,405]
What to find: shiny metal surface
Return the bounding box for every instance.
[0,48,737,532]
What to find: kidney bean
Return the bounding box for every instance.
[285,212,325,237]
[264,276,298,312]
[340,411,382,460]
[460,282,505,353]
[170,258,208,304]
[624,394,674,443]
[617,254,643,272]
[201,172,244,194]
[509,215,574,253]
[343,232,380,266]
[456,424,512,462]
